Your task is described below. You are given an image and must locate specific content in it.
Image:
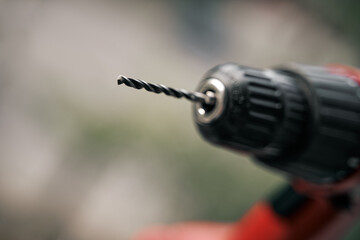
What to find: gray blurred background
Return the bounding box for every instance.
[0,0,360,239]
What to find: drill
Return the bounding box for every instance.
[193,63,360,187]
[118,62,360,239]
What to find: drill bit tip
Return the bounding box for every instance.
[117,75,215,105]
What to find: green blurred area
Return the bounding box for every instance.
[57,94,285,222]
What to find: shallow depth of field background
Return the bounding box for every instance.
[0,0,360,239]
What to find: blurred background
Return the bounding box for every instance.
[0,0,360,239]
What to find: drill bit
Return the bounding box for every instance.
[117,75,215,105]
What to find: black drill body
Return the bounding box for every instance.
[193,63,360,184]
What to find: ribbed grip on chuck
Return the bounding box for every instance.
[194,63,308,159]
[241,67,308,157]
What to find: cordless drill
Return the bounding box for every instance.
[119,63,360,240]
[193,63,360,189]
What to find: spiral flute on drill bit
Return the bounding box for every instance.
[117,75,215,105]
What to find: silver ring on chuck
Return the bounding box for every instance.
[194,78,226,124]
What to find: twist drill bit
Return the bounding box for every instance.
[117,75,215,105]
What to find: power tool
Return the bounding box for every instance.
[119,63,360,187]
[118,63,360,239]
[193,63,360,187]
